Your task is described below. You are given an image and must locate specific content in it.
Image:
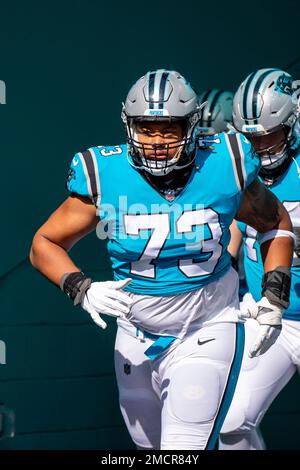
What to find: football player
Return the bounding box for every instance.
[30,69,294,450]
[219,68,300,450]
[198,89,234,135]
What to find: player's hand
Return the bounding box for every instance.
[239,296,283,358]
[81,278,133,329]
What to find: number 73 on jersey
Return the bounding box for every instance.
[122,208,223,279]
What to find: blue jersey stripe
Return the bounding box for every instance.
[206,322,245,450]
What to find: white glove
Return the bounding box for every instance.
[81,278,133,329]
[239,296,283,358]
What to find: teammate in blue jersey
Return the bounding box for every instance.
[30,69,294,450]
[220,68,300,450]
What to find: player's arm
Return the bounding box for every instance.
[236,178,293,271]
[30,194,132,330]
[228,220,243,260]
[30,194,98,286]
[235,178,294,357]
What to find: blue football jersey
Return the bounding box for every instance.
[66,132,259,296]
[237,149,300,321]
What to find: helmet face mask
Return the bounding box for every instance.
[122,70,201,176]
[126,116,197,176]
[247,126,288,169]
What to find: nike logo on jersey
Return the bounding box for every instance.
[72,157,79,166]
[197,338,215,346]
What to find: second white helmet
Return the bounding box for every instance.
[198,89,234,135]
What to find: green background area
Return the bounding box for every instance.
[0,0,299,449]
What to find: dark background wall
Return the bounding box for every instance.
[0,0,299,449]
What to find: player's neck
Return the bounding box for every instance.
[141,164,194,201]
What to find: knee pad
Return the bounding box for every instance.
[167,359,221,424]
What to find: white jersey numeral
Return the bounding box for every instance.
[245,225,258,262]
[283,201,300,266]
[124,213,170,278]
[282,201,300,226]
[99,146,122,157]
[245,200,300,266]
[124,209,223,279]
[177,209,222,277]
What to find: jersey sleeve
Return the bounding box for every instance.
[223,132,260,194]
[65,149,101,206]
[65,153,91,198]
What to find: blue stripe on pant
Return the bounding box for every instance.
[206,321,245,450]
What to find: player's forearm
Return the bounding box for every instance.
[228,220,243,259]
[259,203,293,271]
[260,236,293,272]
[236,178,294,272]
[30,234,80,286]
